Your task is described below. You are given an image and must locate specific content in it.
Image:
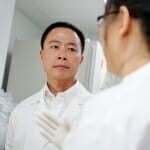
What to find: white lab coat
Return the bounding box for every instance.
[64,63,150,150]
[5,81,91,150]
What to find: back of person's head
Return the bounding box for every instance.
[105,0,150,48]
[41,21,85,54]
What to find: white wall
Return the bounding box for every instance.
[0,0,16,88]
[7,40,45,103]
[2,8,43,90]
[87,33,99,41]
[9,8,43,50]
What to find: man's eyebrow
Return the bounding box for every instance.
[67,42,78,47]
[48,40,78,47]
[48,40,61,44]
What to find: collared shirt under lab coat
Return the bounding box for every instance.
[64,63,150,150]
[5,81,90,150]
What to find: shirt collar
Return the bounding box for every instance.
[41,80,80,103]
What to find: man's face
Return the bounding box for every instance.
[40,27,83,81]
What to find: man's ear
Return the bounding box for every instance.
[40,49,43,60]
[80,55,84,64]
[119,6,131,36]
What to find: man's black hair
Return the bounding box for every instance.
[41,21,85,54]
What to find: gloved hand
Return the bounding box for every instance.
[35,109,70,149]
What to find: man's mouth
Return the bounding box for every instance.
[53,65,69,69]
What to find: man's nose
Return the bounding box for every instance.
[57,48,68,60]
[58,56,67,60]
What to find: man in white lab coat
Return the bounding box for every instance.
[5,22,91,150]
[35,0,150,150]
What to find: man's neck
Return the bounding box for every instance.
[47,79,76,96]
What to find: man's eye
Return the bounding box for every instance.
[68,48,77,52]
[50,45,59,49]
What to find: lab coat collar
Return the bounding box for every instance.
[43,81,80,98]
[37,80,82,109]
[58,80,80,99]
[28,84,54,108]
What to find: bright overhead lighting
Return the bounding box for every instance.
[104,0,107,3]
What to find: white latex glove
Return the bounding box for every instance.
[35,109,70,149]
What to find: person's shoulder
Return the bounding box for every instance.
[11,89,42,115]
[84,83,122,108]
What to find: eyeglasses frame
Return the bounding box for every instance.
[97,10,118,27]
